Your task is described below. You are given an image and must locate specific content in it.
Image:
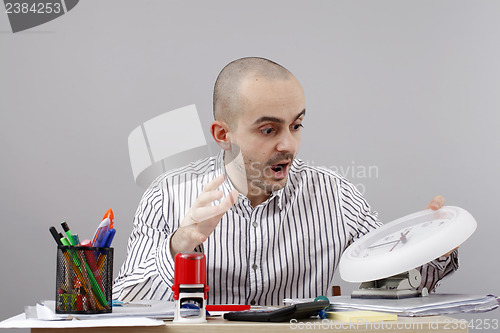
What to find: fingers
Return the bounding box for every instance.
[172,176,237,256]
[442,246,459,257]
[220,189,239,211]
[202,174,225,193]
[193,190,224,208]
[191,175,226,209]
[192,174,238,212]
[191,190,239,222]
[426,195,445,210]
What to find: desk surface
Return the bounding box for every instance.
[32,315,468,333]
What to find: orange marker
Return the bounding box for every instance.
[103,208,114,229]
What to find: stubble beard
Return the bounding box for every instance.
[245,153,295,197]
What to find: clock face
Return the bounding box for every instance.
[352,218,451,258]
[339,206,477,283]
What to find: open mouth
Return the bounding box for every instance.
[269,162,290,179]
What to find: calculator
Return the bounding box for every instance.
[223,300,330,322]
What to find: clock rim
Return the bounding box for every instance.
[338,206,477,283]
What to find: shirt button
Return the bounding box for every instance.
[252,264,258,270]
[252,222,258,228]
[250,300,256,305]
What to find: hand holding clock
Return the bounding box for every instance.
[425,195,458,257]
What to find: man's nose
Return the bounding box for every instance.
[276,129,296,153]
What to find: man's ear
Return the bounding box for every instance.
[211,120,232,150]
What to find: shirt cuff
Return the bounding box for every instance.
[428,249,459,271]
[155,233,206,288]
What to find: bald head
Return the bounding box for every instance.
[213,57,294,128]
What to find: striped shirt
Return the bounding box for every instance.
[113,150,458,305]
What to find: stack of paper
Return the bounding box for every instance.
[284,294,500,317]
[0,300,201,329]
[40,300,199,320]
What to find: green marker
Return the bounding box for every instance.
[61,221,76,245]
[60,235,80,266]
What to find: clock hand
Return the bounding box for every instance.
[389,230,410,252]
[367,240,400,249]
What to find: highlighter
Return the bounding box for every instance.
[102,208,115,229]
[92,218,110,247]
[61,221,76,246]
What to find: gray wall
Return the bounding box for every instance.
[1,0,499,331]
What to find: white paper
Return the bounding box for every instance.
[0,313,164,328]
[284,294,500,317]
[0,300,201,328]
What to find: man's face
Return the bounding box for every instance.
[226,76,305,199]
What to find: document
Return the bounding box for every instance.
[0,300,199,328]
[284,294,500,317]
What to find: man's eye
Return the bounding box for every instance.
[261,128,275,135]
[293,124,304,130]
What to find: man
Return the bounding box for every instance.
[113,57,458,305]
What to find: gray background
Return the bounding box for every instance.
[1,0,499,332]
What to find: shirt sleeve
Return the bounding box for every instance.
[112,177,206,302]
[112,182,175,301]
[338,178,382,244]
[417,249,459,292]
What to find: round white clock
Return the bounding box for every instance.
[339,206,477,283]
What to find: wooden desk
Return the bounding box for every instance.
[32,315,468,333]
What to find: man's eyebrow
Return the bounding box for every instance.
[294,109,306,121]
[252,109,306,125]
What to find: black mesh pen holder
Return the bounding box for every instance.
[55,245,113,314]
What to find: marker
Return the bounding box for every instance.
[60,236,71,247]
[76,250,108,309]
[96,229,116,267]
[102,208,115,229]
[50,228,96,310]
[80,240,105,291]
[59,234,81,267]
[61,222,76,246]
[102,228,116,248]
[81,240,103,277]
[92,218,110,247]
[49,226,63,246]
[58,236,107,310]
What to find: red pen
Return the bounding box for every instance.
[80,239,105,292]
[206,304,251,312]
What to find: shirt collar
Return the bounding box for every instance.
[270,187,285,210]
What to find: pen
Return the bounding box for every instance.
[102,228,115,247]
[112,300,152,307]
[206,304,251,312]
[103,208,115,229]
[60,236,107,310]
[49,226,63,246]
[92,218,110,247]
[60,235,80,266]
[50,228,96,310]
[96,228,116,268]
[76,250,108,309]
[50,227,72,293]
[61,221,76,246]
[96,229,115,269]
[80,240,105,289]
